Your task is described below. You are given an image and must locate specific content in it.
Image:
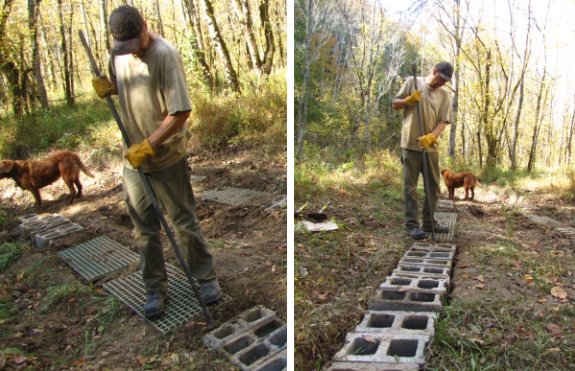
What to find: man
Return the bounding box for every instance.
[392,62,453,240]
[92,5,221,318]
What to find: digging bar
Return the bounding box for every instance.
[412,63,436,243]
[79,30,215,328]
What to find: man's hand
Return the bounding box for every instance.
[417,133,437,149]
[125,138,156,168]
[92,76,114,99]
[405,90,421,105]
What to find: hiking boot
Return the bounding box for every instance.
[422,223,449,233]
[406,227,427,240]
[144,292,166,318]
[200,279,222,305]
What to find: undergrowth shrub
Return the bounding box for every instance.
[0,242,22,273]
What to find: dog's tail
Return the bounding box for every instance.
[77,158,94,177]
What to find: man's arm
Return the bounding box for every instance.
[432,121,449,137]
[147,110,190,148]
[392,98,410,110]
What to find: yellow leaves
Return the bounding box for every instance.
[550,286,568,300]
[546,323,563,338]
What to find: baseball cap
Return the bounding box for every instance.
[435,61,454,81]
[109,5,144,55]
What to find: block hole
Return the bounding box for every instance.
[349,337,379,355]
[418,280,439,289]
[213,325,234,339]
[257,358,287,371]
[238,343,270,366]
[244,307,265,322]
[430,252,449,258]
[402,315,429,330]
[423,267,443,274]
[254,319,283,338]
[406,251,426,257]
[380,290,406,300]
[390,278,411,286]
[367,313,394,328]
[429,259,449,266]
[224,336,253,354]
[410,292,436,302]
[402,258,422,264]
[387,339,418,357]
[399,265,421,272]
[269,327,287,347]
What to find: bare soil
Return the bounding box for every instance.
[0,145,286,370]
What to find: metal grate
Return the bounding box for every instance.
[58,236,139,282]
[198,187,266,206]
[104,264,231,334]
[436,199,455,210]
[429,212,457,242]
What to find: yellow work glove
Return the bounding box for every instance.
[405,90,422,105]
[417,133,437,149]
[125,138,156,168]
[92,76,114,99]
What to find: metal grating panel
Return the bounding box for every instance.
[429,212,457,242]
[58,236,139,282]
[436,199,455,210]
[104,264,231,334]
[198,187,266,206]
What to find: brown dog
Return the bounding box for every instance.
[441,168,479,200]
[0,150,94,206]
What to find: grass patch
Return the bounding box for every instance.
[0,242,22,273]
[40,282,91,313]
[428,299,575,370]
[20,256,61,288]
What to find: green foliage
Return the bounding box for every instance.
[0,242,22,273]
[190,69,286,153]
[0,97,119,158]
[480,166,535,187]
[0,300,16,321]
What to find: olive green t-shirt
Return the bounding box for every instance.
[110,36,192,172]
[395,76,452,152]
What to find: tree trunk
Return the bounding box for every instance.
[57,0,73,106]
[199,0,241,93]
[566,102,575,164]
[296,0,313,160]
[260,0,275,74]
[232,0,262,75]
[155,0,165,36]
[28,0,48,109]
[182,0,213,88]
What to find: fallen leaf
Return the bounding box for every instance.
[546,323,562,337]
[551,286,568,300]
[474,275,485,283]
[523,274,534,282]
[474,283,485,290]
[363,336,377,343]
[548,347,561,353]
[12,355,27,365]
[538,298,548,304]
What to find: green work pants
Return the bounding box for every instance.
[123,158,216,295]
[401,148,441,230]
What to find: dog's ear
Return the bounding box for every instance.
[0,160,15,175]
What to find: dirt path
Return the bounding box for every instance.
[0,146,286,369]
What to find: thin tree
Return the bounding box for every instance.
[199,0,241,93]
[28,0,48,109]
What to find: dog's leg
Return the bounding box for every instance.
[464,187,469,200]
[470,187,474,200]
[75,179,83,198]
[31,190,42,206]
[64,179,77,204]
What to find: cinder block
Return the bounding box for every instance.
[354,310,437,338]
[398,257,452,269]
[203,305,278,349]
[379,276,448,295]
[409,242,456,254]
[34,223,84,248]
[327,361,421,371]
[389,272,451,289]
[404,249,454,261]
[393,264,451,278]
[368,288,444,312]
[221,319,287,371]
[332,332,430,365]
[19,214,69,237]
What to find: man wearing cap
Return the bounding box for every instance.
[392,62,454,240]
[92,5,221,318]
